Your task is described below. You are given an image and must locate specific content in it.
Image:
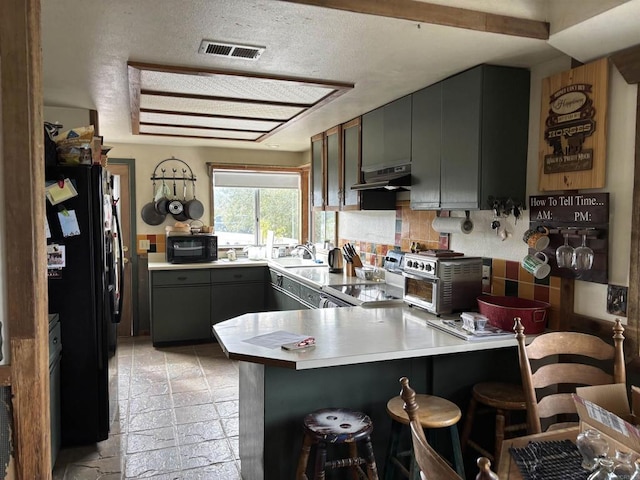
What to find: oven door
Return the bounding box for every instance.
[403,271,439,312]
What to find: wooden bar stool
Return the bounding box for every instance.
[383,393,465,480]
[459,382,528,467]
[295,408,379,480]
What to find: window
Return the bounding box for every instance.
[212,170,301,247]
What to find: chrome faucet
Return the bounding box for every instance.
[292,243,316,260]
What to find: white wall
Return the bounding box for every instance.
[106,143,307,237]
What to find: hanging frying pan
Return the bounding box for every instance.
[154,168,171,214]
[168,168,184,216]
[173,169,190,221]
[184,176,204,220]
[141,179,166,225]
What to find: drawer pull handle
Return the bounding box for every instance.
[234,274,242,279]
[177,276,188,280]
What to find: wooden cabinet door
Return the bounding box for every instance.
[311,133,325,210]
[325,126,342,210]
[342,118,361,210]
[361,107,384,171]
[383,95,412,167]
[441,66,482,209]
[411,84,442,209]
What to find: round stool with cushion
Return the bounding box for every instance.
[460,382,528,467]
[383,393,465,480]
[295,408,379,480]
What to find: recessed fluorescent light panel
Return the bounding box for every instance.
[127,62,354,143]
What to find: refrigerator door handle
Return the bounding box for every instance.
[112,198,124,324]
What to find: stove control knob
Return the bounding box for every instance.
[424,264,433,273]
[406,260,413,268]
[419,262,425,270]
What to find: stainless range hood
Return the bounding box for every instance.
[351,163,411,191]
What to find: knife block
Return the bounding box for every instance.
[345,263,356,277]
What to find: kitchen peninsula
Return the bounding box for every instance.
[213,305,523,480]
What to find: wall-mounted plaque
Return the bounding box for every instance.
[538,58,608,191]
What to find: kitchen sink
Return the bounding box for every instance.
[272,257,325,268]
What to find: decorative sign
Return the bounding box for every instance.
[543,83,595,173]
[529,193,609,225]
[538,58,608,191]
[529,193,609,284]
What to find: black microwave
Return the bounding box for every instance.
[166,234,218,264]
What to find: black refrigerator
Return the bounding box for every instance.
[46,164,123,445]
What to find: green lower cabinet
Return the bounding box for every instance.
[211,282,266,327]
[151,284,211,345]
[211,267,267,337]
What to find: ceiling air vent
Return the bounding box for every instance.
[198,40,265,60]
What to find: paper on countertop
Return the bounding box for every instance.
[243,330,315,349]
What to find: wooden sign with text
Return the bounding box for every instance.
[538,58,608,191]
[529,193,609,225]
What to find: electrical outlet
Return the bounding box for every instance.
[607,284,627,316]
[482,265,491,287]
[139,239,151,251]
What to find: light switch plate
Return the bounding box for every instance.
[482,265,491,287]
[139,239,151,251]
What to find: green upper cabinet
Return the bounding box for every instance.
[325,126,342,211]
[311,133,324,211]
[411,64,530,210]
[410,83,442,210]
[342,118,361,210]
[362,95,412,171]
[310,117,362,211]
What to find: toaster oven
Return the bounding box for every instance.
[402,254,482,315]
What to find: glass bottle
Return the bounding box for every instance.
[614,450,640,480]
[577,429,610,471]
[588,458,619,480]
[629,460,640,480]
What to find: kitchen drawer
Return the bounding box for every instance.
[299,284,321,307]
[212,267,265,284]
[281,276,301,297]
[152,270,211,286]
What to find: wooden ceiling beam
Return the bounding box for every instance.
[280,0,549,39]
[610,43,640,85]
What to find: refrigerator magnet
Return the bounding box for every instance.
[45,178,78,206]
[57,210,81,237]
[47,244,66,269]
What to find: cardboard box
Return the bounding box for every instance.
[573,384,640,455]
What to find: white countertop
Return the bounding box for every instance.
[212,306,519,370]
[148,258,269,270]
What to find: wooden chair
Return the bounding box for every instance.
[399,377,499,480]
[515,317,625,434]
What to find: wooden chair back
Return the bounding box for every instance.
[515,318,625,434]
[399,377,498,480]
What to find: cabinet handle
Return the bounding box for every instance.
[52,337,58,344]
[177,276,187,281]
[234,274,243,279]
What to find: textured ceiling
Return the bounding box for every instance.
[41,0,640,152]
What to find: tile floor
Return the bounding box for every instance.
[53,337,241,479]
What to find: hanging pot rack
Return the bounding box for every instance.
[149,157,196,182]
